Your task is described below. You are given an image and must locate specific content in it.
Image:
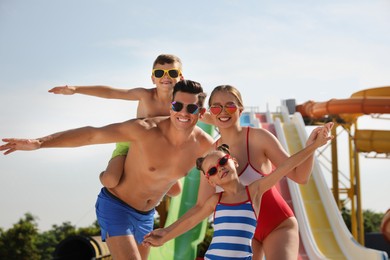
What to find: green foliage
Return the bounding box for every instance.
[0,213,100,260]
[363,210,384,233]
[0,213,40,260]
[341,207,384,233]
[197,221,214,257]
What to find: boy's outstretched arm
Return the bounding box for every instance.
[48,85,146,101]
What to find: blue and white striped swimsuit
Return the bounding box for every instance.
[205,186,257,260]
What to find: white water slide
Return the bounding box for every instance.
[240,108,388,260]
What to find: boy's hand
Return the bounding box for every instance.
[143,228,167,247]
[48,85,76,95]
[0,138,41,155]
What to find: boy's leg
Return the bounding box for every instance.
[100,155,126,188]
[100,142,129,188]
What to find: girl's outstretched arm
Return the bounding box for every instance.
[143,194,218,247]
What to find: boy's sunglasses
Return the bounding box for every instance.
[209,103,238,115]
[152,69,181,79]
[171,101,199,114]
[206,154,231,177]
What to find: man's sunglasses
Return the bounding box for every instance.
[209,103,238,115]
[171,101,199,114]
[206,154,231,177]
[152,69,181,79]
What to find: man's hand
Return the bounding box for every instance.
[0,138,41,155]
[48,85,76,95]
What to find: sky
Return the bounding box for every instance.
[0,0,389,232]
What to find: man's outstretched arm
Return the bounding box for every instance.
[1,120,140,155]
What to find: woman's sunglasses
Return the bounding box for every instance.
[206,154,231,177]
[171,101,199,114]
[152,69,181,79]
[209,103,238,115]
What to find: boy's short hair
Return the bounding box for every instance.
[172,80,206,108]
[153,54,182,70]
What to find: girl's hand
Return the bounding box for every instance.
[143,228,167,247]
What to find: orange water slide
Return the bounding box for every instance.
[296,86,390,154]
[296,86,390,119]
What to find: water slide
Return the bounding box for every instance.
[149,122,214,260]
[242,108,388,260]
[241,86,390,259]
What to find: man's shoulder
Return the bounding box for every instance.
[194,125,215,144]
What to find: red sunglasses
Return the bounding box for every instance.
[206,154,231,177]
[209,103,238,115]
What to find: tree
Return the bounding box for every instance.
[341,207,384,233]
[0,213,40,260]
[0,213,101,260]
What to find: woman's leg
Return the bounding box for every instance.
[262,217,299,260]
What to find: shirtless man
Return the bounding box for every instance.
[0,80,214,260]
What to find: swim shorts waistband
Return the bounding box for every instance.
[103,188,154,215]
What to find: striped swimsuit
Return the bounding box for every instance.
[205,186,257,260]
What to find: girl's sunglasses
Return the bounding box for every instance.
[206,154,231,177]
[171,101,199,114]
[209,103,238,115]
[152,69,181,78]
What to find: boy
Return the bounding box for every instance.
[49,54,183,193]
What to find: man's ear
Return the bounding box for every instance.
[151,75,156,85]
[199,108,207,118]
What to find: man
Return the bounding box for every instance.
[1,80,214,260]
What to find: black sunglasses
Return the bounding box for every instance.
[206,154,231,177]
[152,69,181,78]
[171,101,199,114]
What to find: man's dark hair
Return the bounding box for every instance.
[172,80,206,107]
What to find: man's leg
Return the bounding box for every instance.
[106,235,145,260]
[138,241,151,259]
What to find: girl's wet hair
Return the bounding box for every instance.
[196,144,230,174]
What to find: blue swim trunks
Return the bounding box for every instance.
[95,188,155,244]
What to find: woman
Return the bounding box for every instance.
[196,85,333,260]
